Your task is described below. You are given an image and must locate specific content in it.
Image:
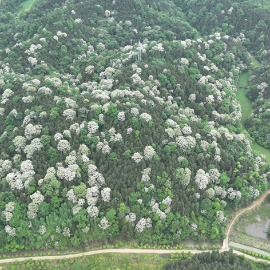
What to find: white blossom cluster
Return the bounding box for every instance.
[131,73,145,85]
[27,191,44,219]
[151,200,167,220]
[127,127,133,134]
[96,140,111,155]
[5,225,16,236]
[181,125,192,135]
[45,77,62,87]
[0,159,13,177]
[1,88,14,103]
[22,96,34,103]
[25,44,42,55]
[63,109,76,120]
[108,127,123,143]
[195,169,210,190]
[96,43,105,51]
[54,133,63,141]
[57,140,71,153]
[130,107,139,116]
[72,205,82,215]
[200,140,209,152]
[214,186,227,199]
[135,218,152,233]
[24,124,42,140]
[24,138,43,158]
[6,160,35,190]
[205,188,215,199]
[141,168,151,181]
[88,121,99,135]
[152,43,164,52]
[66,189,77,204]
[191,223,197,231]
[175,136,196,151]
[209,168,220,184]
[216,210,226,223]
[87,205,99,219]
[65,98,77,109]
[2,202,15,222]
[101,187,111,202]
[63,227,71,237]
[189,94,196,102]
[98,217,110,230]
[82,226,90,233]
[38,87,52,95]
[28,57,38,66]
[227,188,241,200]
[132,152,144,163]
[140,113,152,122]
[57,31,67,37]
[57,163,78,182]
[85,65,94,74]
[117,111,125,121]
[88,164,105,187]
[248,186,260,199]
[38,225,47,235]
[125,213,137,223]
[144,145,156,160]
[206,95,214,103]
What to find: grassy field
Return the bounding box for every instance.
[17,0,37,15]
[236,72,253,124]
[236,57,270,163]
[0,253,169,270]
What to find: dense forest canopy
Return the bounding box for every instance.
[0,0,269,253]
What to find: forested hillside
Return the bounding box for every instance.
[0,0,269,253]
[175,0,270,149]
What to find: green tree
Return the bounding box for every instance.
[48,147,58,162]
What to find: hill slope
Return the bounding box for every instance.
[0,0,269,252]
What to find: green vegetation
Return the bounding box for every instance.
[237,72,253,124]
[17,0,38,16]
[164,250,270,270]
[0,0,270,268]
[0,253,168,270]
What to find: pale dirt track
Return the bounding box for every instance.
[1,190,270,268]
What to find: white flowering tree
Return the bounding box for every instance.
[144,146,156,160]
[98,217,110,230]
[132,152,144,163]
[57,140,71,153]
[195,169,210,190]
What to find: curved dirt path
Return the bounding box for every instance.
[222,189,270,249]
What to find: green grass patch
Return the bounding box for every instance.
[17,0,37,15]
[236,57,270,163]
[236,85,252,124]
[0,253,169,270]
[251,56,260,68]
